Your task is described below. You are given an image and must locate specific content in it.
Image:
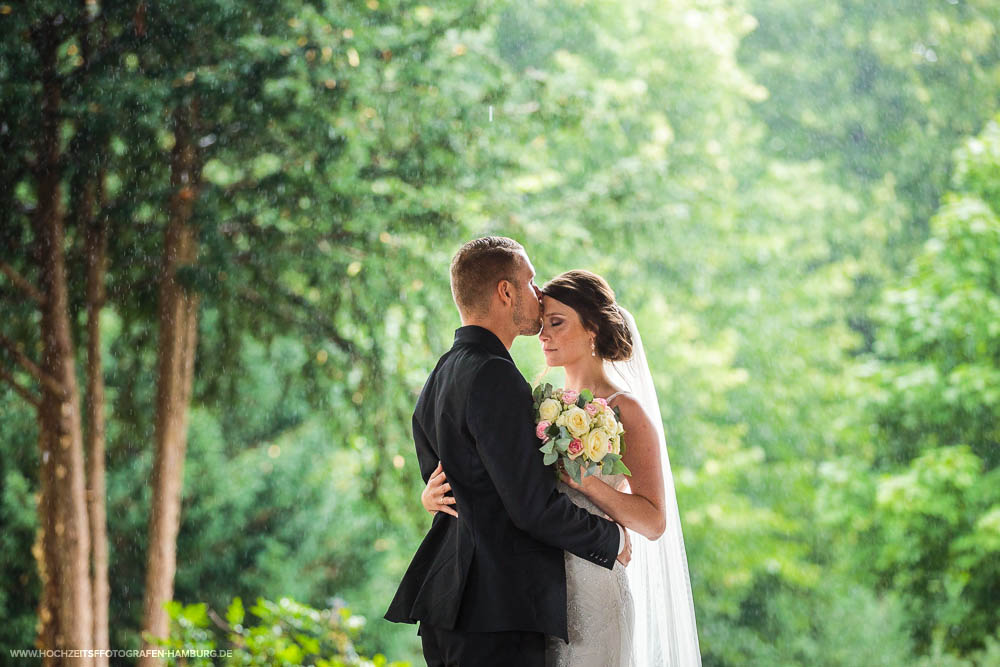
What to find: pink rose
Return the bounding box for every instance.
[536,420,551,441]
[567,438,584,460]
[594,397,608,408]
[562,390,579,405]
[585,403,600,416]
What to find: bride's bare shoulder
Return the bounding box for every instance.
[608,393,653,431]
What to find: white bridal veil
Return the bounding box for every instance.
[606,307,702,666]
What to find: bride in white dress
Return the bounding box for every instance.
[423,270,701,667]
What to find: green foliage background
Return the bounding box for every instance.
[2,0,1000,664]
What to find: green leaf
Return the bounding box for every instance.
[539,441,555,454]
[164,600,184,620]
[580,389,594,402]
[277,644,304,664]
[182,602,209,627]
[226,597,245,627]
[543,450,558,466]
[612,459,632,476]
[565,458,581,484]
[296,633,321,655]
[555,437,570,452]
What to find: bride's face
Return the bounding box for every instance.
[539,295,594,367]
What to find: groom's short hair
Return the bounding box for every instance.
[450,236,525,316]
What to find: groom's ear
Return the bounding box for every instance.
[496,279,514,307]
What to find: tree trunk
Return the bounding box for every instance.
[82,172,110,667]
[139,102,202,666]
[32,19,94,665]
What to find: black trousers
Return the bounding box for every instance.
[418,622,546,667]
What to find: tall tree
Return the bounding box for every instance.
[25,14,95,663]
[79,150,110,667]
[852,116,1000,654]
[3,0,493,661]
[139,101,202,661]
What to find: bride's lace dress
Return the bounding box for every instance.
[546,473,635,667]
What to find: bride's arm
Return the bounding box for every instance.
[562,395,666,540]
[421,461,458,517]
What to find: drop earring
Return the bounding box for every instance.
[591,339,596,357]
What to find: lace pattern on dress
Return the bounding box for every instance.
[545,475,635,667]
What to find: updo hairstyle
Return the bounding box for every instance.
[541,270,633,362]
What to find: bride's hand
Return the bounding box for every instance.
[422,461,458,517]
[559,463,598,495]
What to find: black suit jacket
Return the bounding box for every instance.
[385,326,620,641]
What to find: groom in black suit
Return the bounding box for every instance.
[385,237,630,667]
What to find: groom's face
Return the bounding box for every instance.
[511,252,543,336]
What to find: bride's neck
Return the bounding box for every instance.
[563,358,616,397]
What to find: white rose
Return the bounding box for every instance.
[538,398,562,423]
[599,411,618,434]
[611,433,621,455]
[583,428,610,462]
[562,406,592,438]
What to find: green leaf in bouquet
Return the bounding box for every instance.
[532,384,543,402]
[543,383,553,398]
[539,441,555,454]
[555,437,570,452]
[559,426,569,440]
[581,389,594,402]
[547,423,561,438]
[576,396,587,409]
[612,458,632,476]
[602,457,614,475]
[566,458,582,485]
[543,450,558,466]
[585,462,600,478]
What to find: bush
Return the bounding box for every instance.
[154,596,408,667]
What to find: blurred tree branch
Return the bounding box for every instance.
[0,262,44,305]
[0,333,64,396]
[0,367,41,409]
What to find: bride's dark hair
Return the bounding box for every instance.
[541,270,633,362]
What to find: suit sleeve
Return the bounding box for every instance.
[467,358,620,569]
[412,413,438,484]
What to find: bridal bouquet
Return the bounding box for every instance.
[532,383,631,484]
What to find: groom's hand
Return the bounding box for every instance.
[616,527,632,567]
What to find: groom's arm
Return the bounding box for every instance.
[467,358,620,570]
